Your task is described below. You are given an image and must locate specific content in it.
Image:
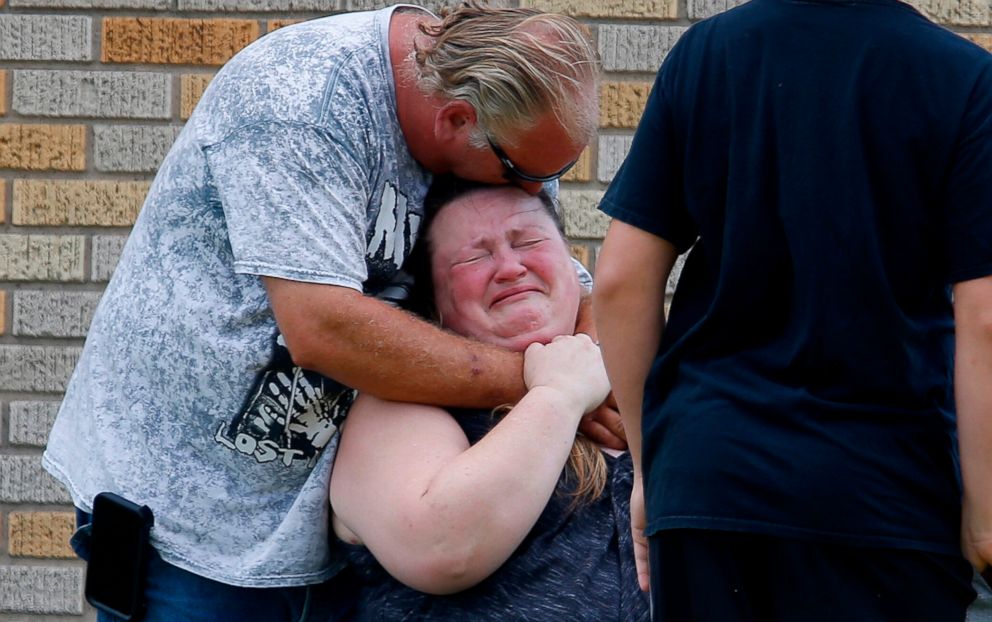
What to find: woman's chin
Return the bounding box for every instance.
[481,309,577,351]
[500,327,567,352]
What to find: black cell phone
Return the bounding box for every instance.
[85,492,154,621]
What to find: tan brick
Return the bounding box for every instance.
[102,18,261,66]
[0,289,6,335]
[560,147,592,183]
[520,0,676,19]
[8,512,75,558]
[268,19,303,32]
[181,73,214,120]
[600,81,653,129]
[966,33,992,52]
[904,0,991,26]
[0,125,86,171]
[569,243,592,271]
[0,234,86,281]
[0,70,8,116]
[13,179,150,226]
[560,189,607,238]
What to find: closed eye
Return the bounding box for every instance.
[512,238,546,249]
[453,251,492,265]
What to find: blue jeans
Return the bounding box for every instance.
[73,509,357,622]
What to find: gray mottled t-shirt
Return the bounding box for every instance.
[43,5,431,588]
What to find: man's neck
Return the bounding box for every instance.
[389,9,446,172]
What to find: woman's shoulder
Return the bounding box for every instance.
[347,393,457,428]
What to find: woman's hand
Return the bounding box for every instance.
[523,334,610,415]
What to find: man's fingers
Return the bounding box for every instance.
[630,478,649,592]
[605,391,619,411]
[634,532,650,592]
[589,404,627,446]
[578,417,622,449]
[598,406,627,442]
[579,407,627,450]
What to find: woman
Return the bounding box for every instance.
[329,180,649,621]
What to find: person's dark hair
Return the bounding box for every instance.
[405,175,606,508]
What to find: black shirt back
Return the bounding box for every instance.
[601,0,992,553]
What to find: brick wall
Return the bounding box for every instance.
[0,0,989,618]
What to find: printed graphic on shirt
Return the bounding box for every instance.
[366,182,422,289]
[216,334,354,468]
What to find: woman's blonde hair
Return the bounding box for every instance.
[414,1,600,148]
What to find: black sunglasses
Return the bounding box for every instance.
[487,136,579,184]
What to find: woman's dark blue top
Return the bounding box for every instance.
[340,408,649,621]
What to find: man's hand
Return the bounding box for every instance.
[962,499,992,574]
[630,473,650,592]
[962,512,992,588]
[579,394,627,450]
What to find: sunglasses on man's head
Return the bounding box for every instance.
[487,136,579,184]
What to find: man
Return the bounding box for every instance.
[594,0,992,620]
[43,3,612,620]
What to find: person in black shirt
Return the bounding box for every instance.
[594,1,992,620]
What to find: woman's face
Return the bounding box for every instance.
[429,187,581,352]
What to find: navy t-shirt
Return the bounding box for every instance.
[600,0,992,555]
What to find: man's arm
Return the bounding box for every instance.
[592,219,679,591]
[954,274,992,574]
[264,277,525,408]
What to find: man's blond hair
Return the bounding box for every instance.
[415,1,600,148]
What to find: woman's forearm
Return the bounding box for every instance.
[403,386,582,593]
[331,337,608,595]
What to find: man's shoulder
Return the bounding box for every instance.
[218,10,386,89]
[192,7,395,141]
[249,8,386,52]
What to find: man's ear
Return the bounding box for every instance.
[434,100,478,143]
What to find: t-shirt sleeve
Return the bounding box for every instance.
[598,69,697,253]
[204,121,371,290]
[944,61,992,284]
